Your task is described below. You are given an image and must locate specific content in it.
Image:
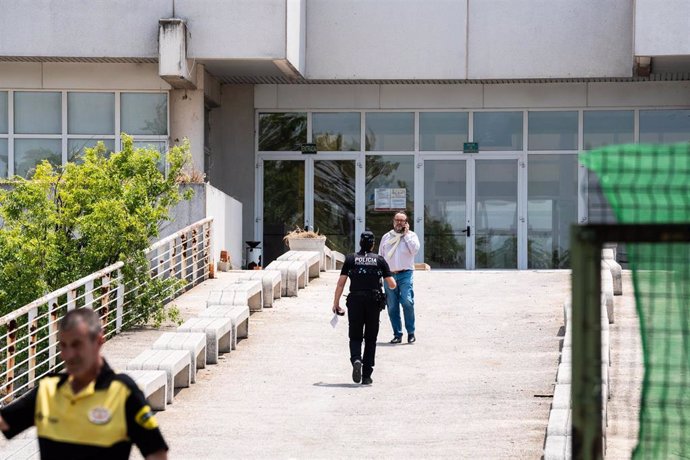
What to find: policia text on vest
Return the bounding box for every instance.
[332,231,396,385]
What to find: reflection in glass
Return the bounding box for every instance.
[313,113,360,151]
[587,170,616,224]
[258,112,307,151]
[365,113,414,151]
[474,112,523,151]
[314,160,356,253]
[14,139,62,178]
[365,155,414,246]
[640,110,690,144]
[68,139,116,163]
[0,92,7,133]
[528,111,578,150]
[121,93,167,135]
[475,160,517,268]
[528,155,578,268]
[263,160,305,265]
[14,92,62,134]
[0,139,7,178]
[583,110,633,150]
[419,112,468,151]
[68,92,115,135]
[424,160,466,268]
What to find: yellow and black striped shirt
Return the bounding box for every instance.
[1,360,167,460]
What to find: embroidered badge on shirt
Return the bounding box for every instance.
[88,407,112,425]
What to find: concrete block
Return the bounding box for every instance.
[126,369,168,411]
[277,250,321,279]
[557,362,571,384]
[152,332,207,382]
[127,349,191,404]
[201,305,250,350]
[601,267,614,323]
[552,384,571,410]
[264,260,306,296]
[547,408,571,436]
[178,317,233,364]
[544,434,567,460]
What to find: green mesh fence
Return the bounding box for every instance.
[581,143,690,459]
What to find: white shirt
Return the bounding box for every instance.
[378,230,420,272]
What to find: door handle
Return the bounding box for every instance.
[461,226,471,237]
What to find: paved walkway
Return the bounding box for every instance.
[2,270,570,459]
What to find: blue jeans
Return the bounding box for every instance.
[385,270,415,337]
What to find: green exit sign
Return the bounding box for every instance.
[301,143,317,154]
[463,142,479,153]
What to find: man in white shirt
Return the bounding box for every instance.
[378,212,420,344]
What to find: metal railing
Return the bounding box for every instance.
[0,217,214,406]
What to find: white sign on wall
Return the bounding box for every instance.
[374,188,406,211]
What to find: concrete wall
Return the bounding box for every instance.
[170,66,206,172]
[0,62,169,90]
[635,0,690,56]
[206,184,243,269]
[208,85,255,246]
[467,0,633,79]
[175,0,288,59]
[306,0,467,79]
[255,81,690,110]
[0,0,170,58]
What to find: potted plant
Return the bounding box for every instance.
[283,226,327,270]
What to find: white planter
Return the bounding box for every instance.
[287,237,327,270]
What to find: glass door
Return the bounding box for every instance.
[474,159,519,269]
[313,159,357,254]
[422,159,468,268]
[262,159,305,266]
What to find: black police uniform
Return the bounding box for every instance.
[340,250,392,380]
[0,360,168,460]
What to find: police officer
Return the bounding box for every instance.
[0,308,168,460]
[332,231,396,385]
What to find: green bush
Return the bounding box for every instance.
[0,135,193,325]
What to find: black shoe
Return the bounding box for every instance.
[408,334,416,344]
[390,336,402,344]
[361,376,373,385]
[352,360,362,383]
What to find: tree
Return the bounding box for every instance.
[0,135,192,324]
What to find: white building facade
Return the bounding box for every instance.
[1,0,689,269]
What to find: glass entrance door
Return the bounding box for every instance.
[421,157,519,269]
[474,159,519,269]
[262,159,306,266]
[313,159,357,254]
[261,157,358,266]
[423,159,467,268]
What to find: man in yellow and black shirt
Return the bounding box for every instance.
[0,308,168,460]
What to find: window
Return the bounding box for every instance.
[258,112,307,151]
[365,112,414,151]
[640,109,690,144]
[473,112,523,151]
[583,110,633,150]
[0,91,168,177]
[419,112,468,151]
[312,112,360,151]
[528,111,578,150]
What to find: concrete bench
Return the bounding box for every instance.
[602,248,622,295]
[152,332,207,383]
[177,317,232,364]
[323,246,335,270]
[206,279,264,311]
[126,349,191,404]
[125,370,168,411]
[200,305,250,350]
[278,250,321,279]
[207,279,263,312]
[332,250,345,270]
[264,260,306,296]
[226,270,282,307]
